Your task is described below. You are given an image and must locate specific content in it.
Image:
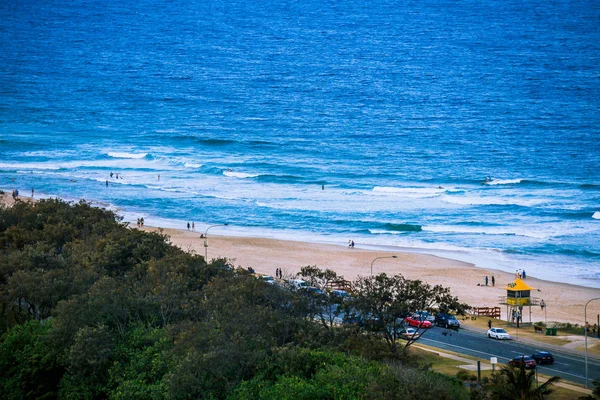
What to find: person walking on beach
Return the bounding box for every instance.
[31,188,34,197]
[140,218,144,226]
[540,299,545,310]
[522,270,526,279]
[192,222,195,231]
[485,276,488,286]
[491,275,495,286]
[187,222,190,230]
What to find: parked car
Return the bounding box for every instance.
[331,289,351,300]
[305,286,324,295]
[405,314,433,328]
[289,279,310,290]
[258,275,276,284]
[435,313,461,329]
[487,327,511,340]
[397,328,421,340]
[508,356,537,369]
[414,310,436,323]
[531,351,554,365]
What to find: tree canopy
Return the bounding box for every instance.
[0,199,472,399]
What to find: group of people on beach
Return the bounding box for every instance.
[516,269,526,279]
[275,268,283,279]
[136,218,145,227]
[483,275,495,286]
[186,222,195,231]
[11,189,19,199]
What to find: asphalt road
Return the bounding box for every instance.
[417,326,600,386]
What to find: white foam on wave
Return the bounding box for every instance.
[593,212,600,220]
[223,171,259,179]
[442,195,545,207]
[371,186,445,198]
[184,162,203,168]
[423,224,551,239]
[0,162,62,170]
[107,152,149,159]
[483,178,523,185]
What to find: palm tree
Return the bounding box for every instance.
[489,362,561,400]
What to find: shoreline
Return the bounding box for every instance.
[2,192,600,324]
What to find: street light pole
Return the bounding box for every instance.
[203,223,228,262]
[585,297,600,388]
[370,255,398,276]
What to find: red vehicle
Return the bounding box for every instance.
[405,314,433,328]
[508,356,537,369]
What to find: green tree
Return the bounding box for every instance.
[349,273,468,353]
[0,320,64,400]
[296,266,349,330]
[488,363,560,399]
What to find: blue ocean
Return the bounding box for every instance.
[1,0,599,287]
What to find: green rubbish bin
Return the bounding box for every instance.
[545,328,557,336]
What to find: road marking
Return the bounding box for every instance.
[442,329,600,367]
[421,338,588,380]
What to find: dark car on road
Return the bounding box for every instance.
[508,356,537,369]
[435,313,461,329]
[531,351,554,365]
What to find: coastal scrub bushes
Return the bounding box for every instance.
[0,199,470,399]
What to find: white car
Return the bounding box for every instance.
[289,279,309,290]
[487,327,511,340]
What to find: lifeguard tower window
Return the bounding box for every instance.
[507,290,530,298]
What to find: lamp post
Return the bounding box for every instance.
[370,255,398,276]
[203,223,228,262]
[585,297,600,388]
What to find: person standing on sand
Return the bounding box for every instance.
[187,222,190,230]
[491,275,495,286]
[522,270,526,279]
[31,188,34,197]
[485,276,488,286]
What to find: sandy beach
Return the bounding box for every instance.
[147,225,600,325]
[2,193,599,324]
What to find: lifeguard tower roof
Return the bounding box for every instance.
[503,278,535,291]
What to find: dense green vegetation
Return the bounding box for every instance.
[1,199,471,399]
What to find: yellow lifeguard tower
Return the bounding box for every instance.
[499,278,540,324]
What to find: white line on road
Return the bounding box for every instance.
[421,338,587,380]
